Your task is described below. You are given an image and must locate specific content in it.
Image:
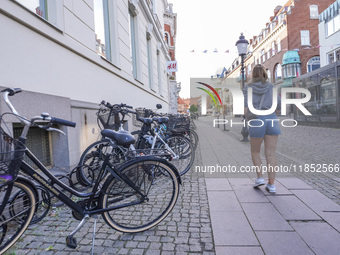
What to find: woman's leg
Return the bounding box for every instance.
[250,137,264,178]
[264,135,279,185]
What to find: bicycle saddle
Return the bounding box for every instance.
[137,117,153,124]
[153,117,169,124]
[101,129,136,147]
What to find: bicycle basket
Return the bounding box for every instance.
[0,127,25,185]
[167,116,190,131]
[126,148,172,161]
[97,107,120,130]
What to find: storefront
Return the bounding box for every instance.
[293,61,340,123]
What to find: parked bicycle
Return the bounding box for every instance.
[0,88,181,254]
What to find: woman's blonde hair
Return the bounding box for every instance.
[252,64,268,84]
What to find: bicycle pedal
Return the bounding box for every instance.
[66,235,77,249]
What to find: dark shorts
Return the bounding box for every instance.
[248,114,281,138]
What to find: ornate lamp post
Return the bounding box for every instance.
[235,33,249,142]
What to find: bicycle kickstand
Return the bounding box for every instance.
[66,214,90,249]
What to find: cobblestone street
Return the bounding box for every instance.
[7,145,214,255]
[209,116,340,205]
[5,117,340,255]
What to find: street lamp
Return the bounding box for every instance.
[235,33,249,142]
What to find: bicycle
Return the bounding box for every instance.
[0,88,181,254]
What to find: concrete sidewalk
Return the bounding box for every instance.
[195,117,340,255]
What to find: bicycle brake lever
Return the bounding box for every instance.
[46,127,66,135]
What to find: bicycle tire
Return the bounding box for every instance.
[0,183,14,216]
[0,179,36,254]
[158,135,195,176]
[77,140,126,186]
[188,129,199,151]
[99,157,180,233]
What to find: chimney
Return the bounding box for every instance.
[168,3,173,13]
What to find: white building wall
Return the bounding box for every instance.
[319,20,340,67]
[0,0,171,167]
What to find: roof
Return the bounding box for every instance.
[282,51,301,66]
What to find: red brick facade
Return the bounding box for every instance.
[228,0,334,83]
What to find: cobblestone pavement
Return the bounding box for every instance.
[6,148,215,255]
[208,116,340,204]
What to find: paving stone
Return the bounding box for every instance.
[207,191,242,212]
[242,202,292,231]
[210,211,258,246]
[205,178,232,190]
[291,221,340,255]
[276,177,314,189]
[215,246,264,255]
[256,231,314,255]
[291,189,340,213]
[268,195,321,220]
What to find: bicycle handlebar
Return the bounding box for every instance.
[50,117,76,127]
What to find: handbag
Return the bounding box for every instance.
[245,94,265,121]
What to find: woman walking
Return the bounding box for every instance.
[243,64,281,193]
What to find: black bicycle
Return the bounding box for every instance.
[0,88,181,254]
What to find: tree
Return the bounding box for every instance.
[189,104,198,113]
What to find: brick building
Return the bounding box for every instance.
[227,0,334,87]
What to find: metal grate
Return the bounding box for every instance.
[13,125,51,168]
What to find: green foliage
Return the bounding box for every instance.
[189,104,198,113]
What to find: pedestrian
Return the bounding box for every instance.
[243,64,281,193]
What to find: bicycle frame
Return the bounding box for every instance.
[20,145,148,217]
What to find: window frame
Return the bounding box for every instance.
[300,30,311,46]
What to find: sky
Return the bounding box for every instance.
[169,0,286,98]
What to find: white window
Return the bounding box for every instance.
[301,30,310,46]
[94,0,110,59]
[247,64,251,75]
[274,63,282,81]
[326,15,340,37]
[328,52,335,64]
[266,45,270,59]
[307,56,320,72]
[266,69,271,82]
[276,38,281,52]
[261,49,265,62]
[310,5,319,19]
[272,41,276,56]
[147,34,153,89]
[129,9,138,78]
[157,49,162,94]
[15,0,63,29]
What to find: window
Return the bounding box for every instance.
[165,32,170,46]
[276,38,281,52]
[274,63,282,82]
[266,46,270,59]
[15,0,63,28]
[261,49,265,62]
[326,15,340,37]
[307,56,320,73]
[272,41,276,56]
[266,69,271,82]
[157,49,162,94]
[328,52,335,64]
[300,30,310,46]
[147,34,153,89]
[94,0,111,60]
[310,5,319,19]
[247,64,251,75]
[336,49,340,62]
[129,9,138,78]
[283,63,301,78]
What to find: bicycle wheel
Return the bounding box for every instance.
[159,135,195,175]
[0,179,36,254]
[99,157,180,233]
[185,129,199,151]
[77,140,126,186]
